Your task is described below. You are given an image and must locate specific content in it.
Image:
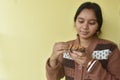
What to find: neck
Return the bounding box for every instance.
[79,36,96,48]
[80,39,91,47]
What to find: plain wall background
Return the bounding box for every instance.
[0,0,120,80]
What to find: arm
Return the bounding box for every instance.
[88,47,120,80]
[46,42,68,80]
[46,58,64,80]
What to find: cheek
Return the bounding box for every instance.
[75,26,81,32]
[75,23,82,29]
[75,23,79,30]
[90,27,98,33]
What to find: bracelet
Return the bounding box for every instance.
[86,59,97,72]
[87,59,95,68]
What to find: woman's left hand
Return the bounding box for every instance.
[69,51,92,67]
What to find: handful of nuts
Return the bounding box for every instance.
[66,43,86,53]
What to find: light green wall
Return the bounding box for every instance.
[0,0,120,80]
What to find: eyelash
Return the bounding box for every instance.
[89,22,96,25]
[78,21,96,25]
[78,21,84,23]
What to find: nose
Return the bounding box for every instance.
[82,22,88,29]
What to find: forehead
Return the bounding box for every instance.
[77,8,96,20]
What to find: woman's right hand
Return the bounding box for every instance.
[49,42,69,67]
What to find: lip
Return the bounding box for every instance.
[80,31,89,35]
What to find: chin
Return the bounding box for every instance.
[80,36,89,39]
[80,35,91,39]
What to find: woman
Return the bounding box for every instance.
[46,2,120,80]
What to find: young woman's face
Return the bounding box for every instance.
[75,8,98,39]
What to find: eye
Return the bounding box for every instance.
[89,21,96,25]
[78,20,84,24]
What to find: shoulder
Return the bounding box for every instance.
[98,38,116,45]
[96,38,118,50]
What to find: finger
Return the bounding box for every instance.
[72,51,85,57]
[69,52,86,66]
[54,42,67,49]
[59,43,69,51]
[70,53,83,65]
[69,52,78,59]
